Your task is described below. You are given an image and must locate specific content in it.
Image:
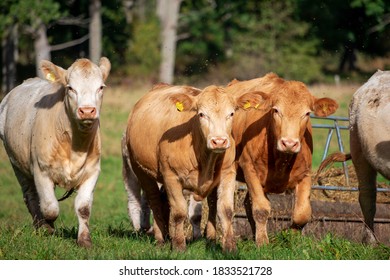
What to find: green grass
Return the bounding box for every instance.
[1,83,389,260]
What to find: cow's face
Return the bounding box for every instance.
[40,57,111,132]
[270,81,338,153]
[170,86,267,153]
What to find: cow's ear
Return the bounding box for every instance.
[169,93,196,112]
[313,97,339,117]
[236,91,270,110]
[40,60,67,85]
[99,57,111,82]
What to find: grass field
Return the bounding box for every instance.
[1,81,390,260]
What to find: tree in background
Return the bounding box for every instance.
[157,0,182,84]
[297,0,390,75]
[89,0,102,64]
[0,0,63,86]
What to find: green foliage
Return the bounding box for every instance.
[0,0,63,38]
[230,0,322,83]
[125,17,161,79]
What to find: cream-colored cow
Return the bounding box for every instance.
[0,57,110,248]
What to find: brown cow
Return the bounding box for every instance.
[223,73,338,246]
[123,83,266,251]
[0,57,111,247]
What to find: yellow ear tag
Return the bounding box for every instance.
[176,101,184,112]
[243,101,251,109]
[46,72,56,82]
[254,103,260,109]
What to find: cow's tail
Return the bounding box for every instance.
[314,152,352,183]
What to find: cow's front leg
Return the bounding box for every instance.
[164,177,187,251]
[34,169,59,233]
[291,175,312,230]
[74,170,99,248]
[217,169,237,252]
[243,167,270,247]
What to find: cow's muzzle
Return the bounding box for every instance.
[278,137,301,153]
[208,136,230,152]
[78,106,97,120]
[278,138,301,154]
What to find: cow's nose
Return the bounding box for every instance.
[78,107,96,119]
[280,138,300,153]
[210,137,229,150]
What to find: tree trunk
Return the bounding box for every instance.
[34,23,51,78]
[89,0,102,64]
[1,25,18,96]
[157,0,182,84]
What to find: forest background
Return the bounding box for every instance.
[1,0,390,97]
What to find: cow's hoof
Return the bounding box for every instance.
[35,220,55,235]
[222,239,237,253]
[172,240,186,252]
[77,233,92,248]
[362,228,379,246]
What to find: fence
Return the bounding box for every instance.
[311,114,390,192]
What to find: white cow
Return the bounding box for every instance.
[0,57,111,248]
[316,70,390,244]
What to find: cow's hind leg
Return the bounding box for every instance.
[351,129,378,244]
[11,164,55,233]
[353,155,378,244]
[122,135,152,232]
[138,175,169,245]
[205,188,217,241]
[188,194,202,241]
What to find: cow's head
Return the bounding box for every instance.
[40,57,111,132]
[169,85,267,153]
[265,80,338,153]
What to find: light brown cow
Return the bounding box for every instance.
[123,83,266,251]
[0,57,111,248]
[316,70,390,245]
[224,73,338,246]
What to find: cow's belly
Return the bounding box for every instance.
[356,101,390,179]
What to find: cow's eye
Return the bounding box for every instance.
[199,112,204,118]
[229,112,234,118]
[67,85,76,93]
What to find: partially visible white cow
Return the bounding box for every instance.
[316,70,390,244]
[0,57,111,248]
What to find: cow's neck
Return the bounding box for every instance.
[267,121,297,174]
[57,102,99,155]
[193,133,224,198]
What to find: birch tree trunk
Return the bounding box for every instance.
[34,22,51,78]
[89,0,102,64]
[1,25,18,96]
[157,0,182,84]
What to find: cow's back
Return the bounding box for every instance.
[350,70,390,178]
[127,86,196,179]
[0,78,64,174]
